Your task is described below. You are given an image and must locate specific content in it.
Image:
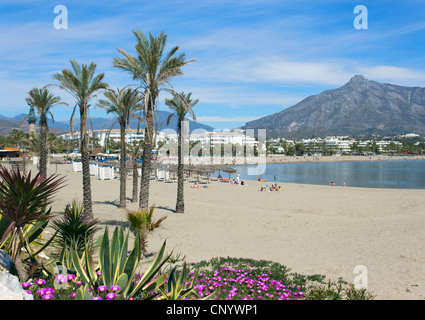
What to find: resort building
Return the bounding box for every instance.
[267,136,404,155]
[58,129,166,148]
[165,130,258,147]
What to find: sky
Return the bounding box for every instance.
[1,0,425,130]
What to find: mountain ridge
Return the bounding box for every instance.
[242,75,425,139]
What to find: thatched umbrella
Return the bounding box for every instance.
[221,166,237,179]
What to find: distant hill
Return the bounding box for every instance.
[0,110,214,135]
[242,75,425,139]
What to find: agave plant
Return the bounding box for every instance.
[51,199,99,271]
[157,262,211,300]
[126,205,167,256]
[70,224,171,300]
[0,165,66,280]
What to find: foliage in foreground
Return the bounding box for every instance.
[0,165,66,280]
[21,254,375,300]
[188,257,375,300]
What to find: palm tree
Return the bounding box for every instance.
[53,60,108,217]
[25,87,67,179]
[127,140,143,203]
[165,92,198,213]
[112,30,195,209]
[97,87,143,208]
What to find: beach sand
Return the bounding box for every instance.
[27,162,425,300]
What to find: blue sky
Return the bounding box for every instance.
[1,0,425,130]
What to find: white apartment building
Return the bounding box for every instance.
[268,136,404,154]
[59,129,165,147]
[294,136,353,154]
[166,131,258,147]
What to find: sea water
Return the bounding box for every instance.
[229,159,425,189]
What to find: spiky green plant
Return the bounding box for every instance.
[126,205,167,255]
[0,165,66,280]
[157,262,211,300]
[51,199,99,271]
[70,224,171,300]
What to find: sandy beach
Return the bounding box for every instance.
[18,161,425,300]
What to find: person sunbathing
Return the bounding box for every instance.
[191,182,200,188]
[258,175,268,182]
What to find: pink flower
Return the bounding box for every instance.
[44,288,55,295]
[42,294,54,300]
[67,274,76,281]
[70,292,76,298]
[35,279,46,285]
[97,285,108,292]
[21,282,32,288]
[105,293,117,300]
[37,288,46,296]
[110,285,120,292]
[92,296,103,300]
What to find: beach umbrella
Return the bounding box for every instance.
[221,166,237,179]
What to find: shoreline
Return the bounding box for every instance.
[265,154,425,164]
[155,154,425,166]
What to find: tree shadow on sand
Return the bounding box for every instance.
[154,205,175,214]
[92,199,120,208]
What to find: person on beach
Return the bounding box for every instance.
[258,174,268,182]
[330,182,335,186]
[192,182,200,188]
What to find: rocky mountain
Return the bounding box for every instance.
[0,110,214,135]
[242,75,425,139]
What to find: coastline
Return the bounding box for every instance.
[155,154,425,167]
[264,154,425,164]
[25,162,425,300]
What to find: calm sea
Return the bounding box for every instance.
[227,160,425,189]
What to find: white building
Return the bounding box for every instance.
[166,130,258,147]
[59,129,166,147]
[294,136,353,154]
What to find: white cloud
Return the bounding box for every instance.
[358,65,425,87]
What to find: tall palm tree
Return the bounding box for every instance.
[97,87,143,208]
[25,87,67,179]
[53,60,108,217]
[127,140,143,203]
[165,92,198,213]
[112,30,195,209]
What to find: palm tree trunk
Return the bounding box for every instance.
[80,106,93,217]
[175,120,184,213]
[139,102,154,210]
[119,125,126,208]
[132,159,138,203]
[39,116,48,179]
